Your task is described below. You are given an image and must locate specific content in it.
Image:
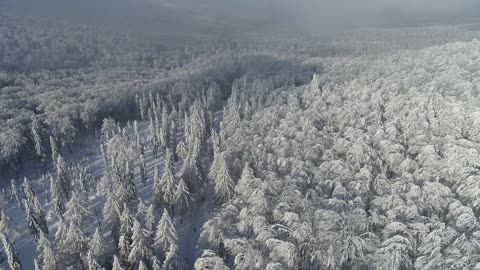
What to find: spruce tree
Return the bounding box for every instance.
[86,250,104,270]
[154,209,178,253]
[161,150,177,210]
[89,227,107,260]
[145,205,156,232]
[10,179,22,209]
[49,174,65,215]
[0,233,22,270]
[151,256,162,270]
[112,255,124,270]
[103,189,121,244]
[50,135,58,167]
[36,232,57,270]
[31,116,45,161]
[0,210,18,240]
[56,155,70,199]
[63,192,90,227]
[212,152,235,203]
[174,178,191,215]
[127,220,151,266]
[139,154,147,186]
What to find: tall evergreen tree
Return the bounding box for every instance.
[63,192,90,227]
[145,205,156,232]
[139,154,147,186]
[56,155,70,199]
[211,152,235,202]
[174,178,191,215]
[103,189,121,244]
[89,227,107,260]
[10,179,22,210]
[128,220,151,266]
[160,150,177,210]
[36,232,57,270]
[0,210,18,240]
[50,135,58,167]
[154,209,178,253]
[112,255,124,270]
[49,174,65,215]
[31,116,45,161]
[0,233,22,270]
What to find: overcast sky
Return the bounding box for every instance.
[3,0,480,32]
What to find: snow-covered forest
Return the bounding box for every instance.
[3,1,480,269]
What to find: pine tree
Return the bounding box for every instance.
[212,152,235,202]
[151,256,162,270]
[145,205,155,232]
[50,135,58,167]
[133,121,142,150]
[128,220,151,266]
[154,209,178,253]
[36,232,57,270]
[54,218,67,247]
[149,120,159,158]
[23,178,48,235]
[0,210,18,240]
[139,154,147,186]
[136,199,147,223]
[0,233,22,270]
[119,205,134,263]
[103,189,121,244]
[25,201,41,241]
[138,261,148,270]
[112,255,124,270]
[160,150,177,209]
[31,116,45,161]
[49,174,65,215]
[174,178,191,214]
[86,250,104,270]
[63,192,90,227]
[89,227,106,259]
[34,259,42,270]
[63,222,86,268]
[10,179,22,209]
[56,155,70,199]
[171,119,178,161]
[153,165,162,207]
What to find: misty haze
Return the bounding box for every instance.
[1,0,480,269]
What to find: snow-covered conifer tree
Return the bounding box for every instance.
[174,178,191,215]
[36,232,57,270]
[161,149,177,209]
[31,116,45,161]
[0,210,18,240]
[145,205,156,232]
[103,189,121,244]
[89,227,107,260]
[49,174,65,215]
[10,179,22,209]
[50,135,58,167]
[63,192,90,227]
[139,154,147,186]
[212,152,235,202]
[127,220,151,266]
[154,209,178,253]
[56,155,70,199]
[112,255,124,270]
[1,233,22,270]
